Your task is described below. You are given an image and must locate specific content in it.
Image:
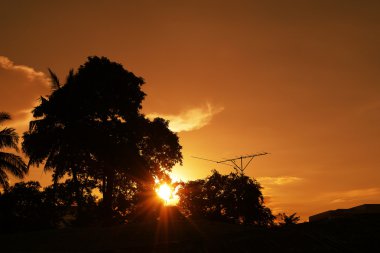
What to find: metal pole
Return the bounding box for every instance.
[240,157,243,174]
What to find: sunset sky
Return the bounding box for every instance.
[1,0,379,220]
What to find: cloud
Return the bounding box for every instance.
[330,198,346,204]
[0,56,50,133]
[258,176,302,185]
[147,103,224,132]
[327,187,380,204]
[0,56,48,82]
[256,176,304,219]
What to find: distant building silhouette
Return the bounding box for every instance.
[309,204,380,222]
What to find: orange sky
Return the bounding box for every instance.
[1,0,379,220]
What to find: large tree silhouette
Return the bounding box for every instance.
[0,112,28,191]
[23,56,182,218]
[178,170,274,226]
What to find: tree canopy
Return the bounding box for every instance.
[0,112,28,191]
[177,170,274,226]
[22,56,182,219]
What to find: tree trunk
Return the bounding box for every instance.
[102,168,115,221]
[72,168,83,212]
[102,174,106,195]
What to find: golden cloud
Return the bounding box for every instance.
[0,56,48,82]
[258,176,302,186]
[147,103,224,132]
[327,187,380,204]
[0,56,50,133]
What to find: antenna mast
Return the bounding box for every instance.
[192,152,268,175]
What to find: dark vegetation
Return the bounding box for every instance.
[0,56,377,252]
[177,170,274,226]
[0,215,379,252]
[0,112,28,189]
[21,56,182,225]
[277,212,301,226]
[0,56,274,231]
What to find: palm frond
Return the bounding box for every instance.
[0,127,19,150]
[0,151,28,178]
[22,131,50,166]
[48,68,61,90]
[0,169,10,191]
[32,96,49,118]
[28,118,47,132]
[66,69,74,83]
[0,112,11,124]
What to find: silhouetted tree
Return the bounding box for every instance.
[0,112,27,191]
[277,212,300,226]
[177,179,206,218]
[0,180,97,231]
[110,173,140,221]
[23,56,182,220]
[0,181,45,230]
[43,179,98,226]
[178,170,274,226]
[22,68,96,213]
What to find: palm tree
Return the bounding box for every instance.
[278,212,300,226]
[0,112,28,191]
[23,57,182,219]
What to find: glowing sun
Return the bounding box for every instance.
[156,182,181,206]
[157,183,172,203]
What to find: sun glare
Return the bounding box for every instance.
[157,184,172,202]
[156,183,179,205]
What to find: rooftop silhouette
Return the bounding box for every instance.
[309,204,380,222]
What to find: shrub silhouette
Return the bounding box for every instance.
[0,182,51,230]
[277,212,300,226]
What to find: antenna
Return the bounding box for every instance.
[192,152,269,175]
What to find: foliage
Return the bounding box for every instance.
[0,181,51,231]
[177,179,206,218]
[0,180,99,231]
[0,112,28,191]
[22,56,182,220]
[110,173,140,220]
[277,212,300,226]
[177,170,275,226]
[45,179,99,226]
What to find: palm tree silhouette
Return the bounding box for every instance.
[0,112,28,191]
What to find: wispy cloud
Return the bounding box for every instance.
[147,103,224,132]
[258,176,302,185]
[0,56,48,82]
[327,187,380,204]
[0,56,50,133]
